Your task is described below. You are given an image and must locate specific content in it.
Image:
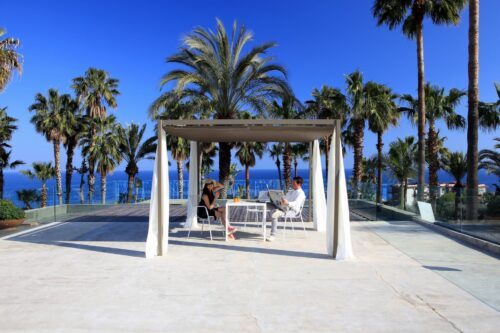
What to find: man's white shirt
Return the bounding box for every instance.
[285,188,306,214]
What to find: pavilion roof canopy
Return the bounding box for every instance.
[161,119,337,143]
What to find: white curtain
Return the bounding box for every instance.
[312,140,327,231]
[145,124,170,258]
[326,124,354,260]
[185,141,199,229]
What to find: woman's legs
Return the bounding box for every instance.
[215,208,228,226]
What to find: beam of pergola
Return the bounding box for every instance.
[162,119,337,143]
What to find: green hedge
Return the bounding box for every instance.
[0,200,25,220]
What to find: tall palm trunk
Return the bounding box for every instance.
[101,171,107,205]
[352,119,365,199]
[404,178,409,210]
[65,139,77,204]
[245,163,250,199]
[41,183,47,208]
[399,182,405,209]
[53,141,63,205]
[428,122,439,212]
[324,135,330,181]
[88,125,97,204]
[0,168,4,199]
[218,142,231,198]
[176,160,183,199]
[376,131,383,205]
[79,173,85,204]
[294,158,298,178]
[88,167,95,204]
[467,0,479,221]
[415,11,426,201]
[283,143,292,192]
[126,173,134,203]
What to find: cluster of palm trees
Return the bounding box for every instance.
[150,17,498,218]
[25,68,157,207]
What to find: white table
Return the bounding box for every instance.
[224,201,267,241]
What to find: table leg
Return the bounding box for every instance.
[225,205,228,241]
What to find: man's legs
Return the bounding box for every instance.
[270,209,284,236]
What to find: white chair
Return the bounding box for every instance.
[281,200,307,235]
[187,206,222,241]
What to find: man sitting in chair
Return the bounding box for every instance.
[267,176,306,242]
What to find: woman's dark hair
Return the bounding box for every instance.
[292,176,304,185]
[202,181,214,196]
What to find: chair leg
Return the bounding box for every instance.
[301,215,307,234]
[201,219,204,237]
[208,217,213,241]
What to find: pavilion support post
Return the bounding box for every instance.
[308,141,313,223]
[145,120,170,257]
[185,141,199,229]
[197,142,203,198]
[312,140,327,231]
[326,121,353,259]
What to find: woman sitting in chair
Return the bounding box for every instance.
[198,179,237,239]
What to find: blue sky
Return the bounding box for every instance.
[1,0,499,172]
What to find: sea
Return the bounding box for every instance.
[2,168,497,208]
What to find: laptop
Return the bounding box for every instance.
[266,185,288,212]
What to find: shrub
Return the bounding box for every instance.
[485,195,500,218]
[0,200,25,220]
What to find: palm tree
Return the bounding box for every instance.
[345,71,373,198]
[479,138,499,177]
[386,137,417,209]
[269,143,284,191]
[466,0,480,221]
[400,84,465,210]
[291,143,309,178]
[21,162,55,208]
[478,83,500,132]
[267,92,303,191]
[366,83,399,205]
[373,0,467,202]
[16,189,39,210]
[119,123,157,203]
[81,116,122,204]
[62,98,81,204]
[236,141,265,199]
[72,68,120,203]
[0,28,22,92]
[29,90,76,205]
[159,19,289,198]
[361,157,378,185]
[442,152,467,220]
[168,136,189,199]
[305,85,348,177]
[74,160,88,204]
[0,107,17,143]
[200,143,217,177]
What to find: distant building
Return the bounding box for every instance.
[390,183,488,207]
